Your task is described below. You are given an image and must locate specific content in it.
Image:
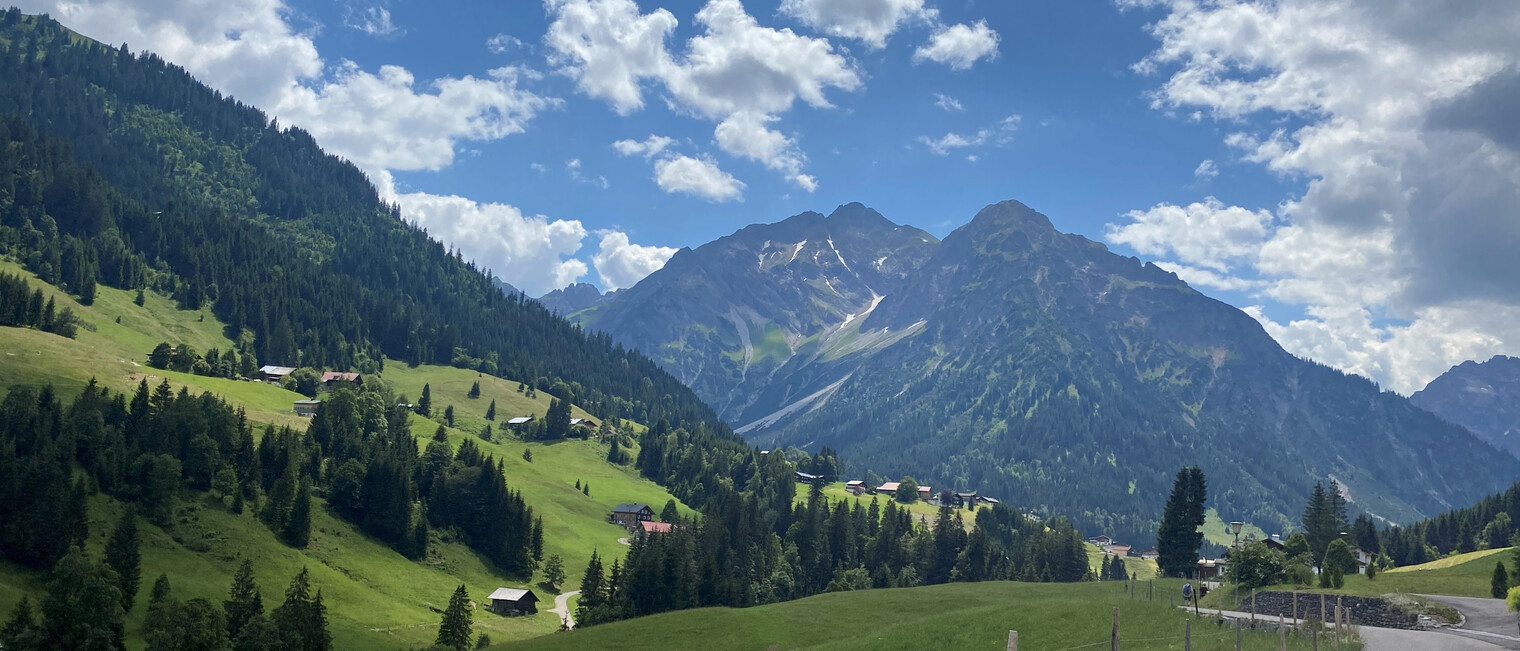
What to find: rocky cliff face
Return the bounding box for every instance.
[1411,355,1520,459]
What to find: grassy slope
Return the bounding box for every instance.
[792,482,992,530]
[505,579,1345,651]
[1199,547,1514,610]
[0,261,691,648]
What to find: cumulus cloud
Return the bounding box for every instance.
[714,111,815,191]
[592,231,679,290]
[654,155,746,202]
[486,33,523,54]
[1113,0,1520,393]
[612,134,676,159]
[913,20,999,70]
[917,114,1019,155]
[545,0,860,188]
[778,0,934,49]
[390,183,590,295]
[1107,198,1272,274]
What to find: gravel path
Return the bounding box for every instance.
[550,590,580,630]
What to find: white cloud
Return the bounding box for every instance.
[714,111,815,191]
[566,158,609,189]
[486,33,523,54]
[1118,0,1520,393]
[344,2,401,37]
[592,231,679,291]
[389,181,590,295]
[1107,198,1272,274]
[917,114,1019,155]
[913,20,999,70]
[653,155,746,202]
[933,92,963,112]
[1193,159,1218,181]
[542,0,677,115]
[612,134,676,159]
[778,0,934,49]
[545,0,860,187]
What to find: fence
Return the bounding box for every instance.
[1002,580,1359,651]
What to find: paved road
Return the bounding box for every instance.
[1183,605,1513,650]
[1418,595,1520,650]
[550,590,580,630]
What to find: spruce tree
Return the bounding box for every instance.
[531,517,544,562]
[105,507,141,613]
[1495,561,1511,598]
[522,448,532,463]
[485,399,496,421]
[578,551,606,615]
[436,585,473,650]
[660,500,679,523]
[543,555,567,590]
[468,381,481,399]
[285,481,312,547]
[225,559,264,641]
[444,404,455,427]
[1100,553,1112,580]
[40,551,125,650]
[134,288,145,306]
[1,597,38,650]
[1302,482,1335,568]
[582,483,589,496]
[417,384,432,416]
[606,438,621,464]
[1156,466,1207,577]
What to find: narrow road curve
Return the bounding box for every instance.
[1418,594,1520,650]
[550,590,580,630]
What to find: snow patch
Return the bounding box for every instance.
[736,373,853,434]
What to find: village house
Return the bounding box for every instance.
[610,503,654,530]
[259,365,295,383]
[917,486,932,501]
[487,588,538,615]
[636,520,672,540]
[844,480,866,495]
[318,371,361,392]
[1107,544,1132,557]
[876,482,900,495]
[1089,535,1113,548]
[506,416,534,426]
[1136,547,1160,560]
[569,417,598,429]
[795,471,821,485]
[1196,558,1225,580]
[976,496,1000,506]
[293,399,321,418]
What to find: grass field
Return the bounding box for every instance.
[0,260,694,648]
[1086,543,1161,580]
[504,579,1353,650]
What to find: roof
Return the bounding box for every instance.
[488,587,536,602]
[259,365,296,375]
[845,480,865,486]
[978,496,1000,504]
[639,521,672,533]
[877,482,900,492]
[506,416,533,424]
[918,486,932,493]
[294,399,322,405]
[612,503,651,514]
[320,371,360,382]
[796,471,820,481]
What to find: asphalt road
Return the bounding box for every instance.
[1418,595,1520,650]
[550,590,581,630]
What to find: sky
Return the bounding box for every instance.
[14,0,1520,396]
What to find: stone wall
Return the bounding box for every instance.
[1240,591,1417,630]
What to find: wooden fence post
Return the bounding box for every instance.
[1312,625,1318,651]
[1185,619,1191,651]
[1112,607,1121,651]
[1251,590,1257,624]
[1006,630,1018,651]
[1293,591,1298,621]
[1279,614,1286,651]
[1320,593,1326,622]
[1235,618,1242,651]
[1334,605,1340,650]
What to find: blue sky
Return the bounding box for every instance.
[20,0,1520,395]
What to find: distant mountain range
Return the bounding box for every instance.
[569,200,1520,540]
[537,282,619,315]
[1411,355,1520,459]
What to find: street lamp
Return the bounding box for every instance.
[1231,521,1244,608]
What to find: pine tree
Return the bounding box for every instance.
[583,483,590,496]
[285,481,312,547]
[578,551,606,614]
[531,517,544,562]
[517,382,525,394]
[39,551,125,650]
[480,424,492,442]
[522,448,532,463]
[485,399,496,421]
[436,585,473,650]
[105,507,141,612]
[444,404,455,427]
[1156,466,1207,577]
[606,438,621,464]
[1495,561,1510,598]
[309,590,332,651]
[134,288,145,306]
[1302,482,1336,569]
[660,500,679,523]
[1100,553,1112,580]
[467,381,480,399]
[543,555,567,590]
[150,573,172,606]
[1,596,38,650]
[225,559,264,641]
[417,384,431,416]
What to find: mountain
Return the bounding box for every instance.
[589,200,1520,540]
[538,282,618,315]
[576,202,938,423]
[1411,355,1520,459]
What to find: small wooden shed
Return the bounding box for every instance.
[487,587,538,615]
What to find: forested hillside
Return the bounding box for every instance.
[0,9,722,434]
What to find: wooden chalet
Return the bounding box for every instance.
[293,399,321,418]
[487,587,538,615]
[319,371,362,391]
[610,503,654,529]
[844,480,866,495]
[506,416,534,426]
[259,365,296,383]
[795,471,821,485]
